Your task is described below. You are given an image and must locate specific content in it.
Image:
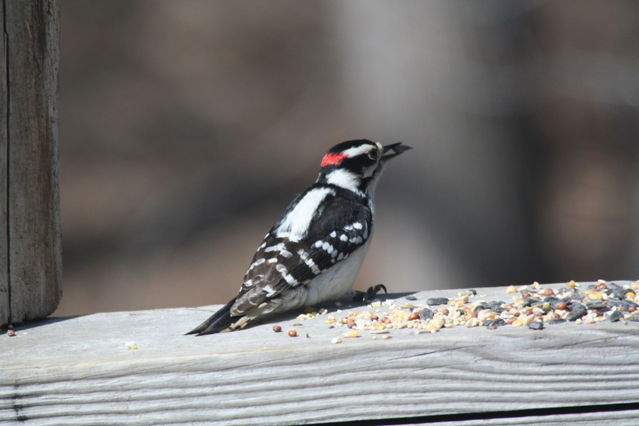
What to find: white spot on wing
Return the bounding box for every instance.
[267,257,278,264]
[353,222,363,230]
[299,249,320,274]
[283,274,298,285]
[339,234,348,242]
[249,258,265,270]
[322,242,334,254]
[264,243,284,253]
[330,231,337,238]
[263,285,277,297]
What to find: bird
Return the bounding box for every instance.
[187,139,411,335]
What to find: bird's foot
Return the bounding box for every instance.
[352,284,388,304]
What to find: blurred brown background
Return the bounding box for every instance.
[55,1,639,316]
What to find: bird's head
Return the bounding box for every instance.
[316,139,412,196]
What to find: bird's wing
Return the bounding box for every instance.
[230,193,372,317]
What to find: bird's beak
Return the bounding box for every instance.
[382,142,412,161]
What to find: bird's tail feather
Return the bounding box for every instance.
[186,298,237,335]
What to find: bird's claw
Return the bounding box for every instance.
[352,284,388,303]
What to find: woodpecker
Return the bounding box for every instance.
[187,139,411,335]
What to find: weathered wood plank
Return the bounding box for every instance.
[2,0,62,326]
[1,283,639,425]
[0,1,9,325]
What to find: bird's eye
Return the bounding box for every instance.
[368,150,380,161]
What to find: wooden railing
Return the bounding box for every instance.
[2,282,639,424]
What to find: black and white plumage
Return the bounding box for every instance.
[187,139,411,335]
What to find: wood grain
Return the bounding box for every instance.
[1,283,639,425]
[0,1,9,325]
[1,0,62,326]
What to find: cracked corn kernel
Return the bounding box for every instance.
[343,330,359,338]
[288,329,298,337]
[465,318,479,327]
[426,318,444,331]
[506,285,517,294]
[125,342,138,350]
[567,280,577,287]
[331,337,343,344]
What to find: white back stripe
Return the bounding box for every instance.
[275,188,335,242]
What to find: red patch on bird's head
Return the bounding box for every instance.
[321,152,347,167]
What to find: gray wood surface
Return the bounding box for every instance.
[1,282,639,425]
[0,0,62,326]
[0,0,9,326]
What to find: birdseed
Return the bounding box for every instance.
[286,280,639,343]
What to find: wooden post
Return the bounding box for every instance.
[0,0,61,327]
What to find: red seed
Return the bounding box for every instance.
[409,312,420,321]
[370,314,379,321]
[272,325,282,332]
[597,282,608,289]
[557,302,568,310]
[346,318,356,328]
[288,329,298,337]
[629,306,637,313]
[7,329,15,337]
[382,317,391,324]
[539,288,555,296]
[522,291,532,298]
